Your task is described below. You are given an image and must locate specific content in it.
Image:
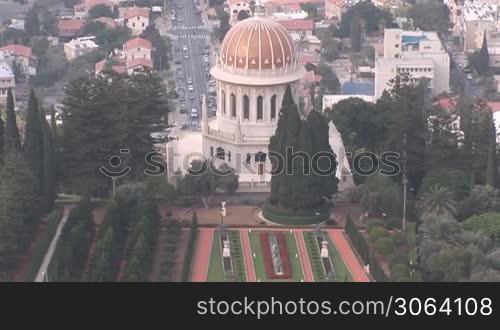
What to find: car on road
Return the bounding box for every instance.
[191,108,199,118]
[176,68,183,76]
[177,87,185,95]
[187,77,193,84]
[174,47,180,52]
[184,54,190,59]
[171,15,176,21]
[183,45,188,52]
[177,4,183,9]
[174,59,182,65]
[188,93,195,100]
[466,73,473,80]
[208,86,216,93]
[188,84,194,91]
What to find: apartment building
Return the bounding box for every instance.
[375,28,450,98]
[64,36,99,61]
[0,60,15,105]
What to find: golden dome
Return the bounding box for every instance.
[219,17,298,73]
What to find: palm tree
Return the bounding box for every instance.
[418,185,457,217]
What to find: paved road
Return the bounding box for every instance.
[294,230,315,282]
[328,229,370,282]
[240,230,257,282]
[169,0,213,129]
[34,205,74,282]
[190,228,214,282]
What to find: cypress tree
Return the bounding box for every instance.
[479,32,490,74]
[0,151,36,271]
[486,118,497,187]
[269,85,338,211]
[350,15,362,52]
[4,89,21,153]
[23,90,44,213]
[0,114,4,164]
[41,110,57,213]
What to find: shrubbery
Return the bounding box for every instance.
[374,237,395,255]
[23,207,63,281]
[368,226,388,242]
[181,212,198,281]
[263,200,329,225]
[49,199,93,281]
[122,201,160,281]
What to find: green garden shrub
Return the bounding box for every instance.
[374,237,395,255]
[366,218,385,231]
[368,226,388,242]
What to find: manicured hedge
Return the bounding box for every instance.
[262,200,329,225]
[345,216,388,282]
[368,226,389,241]
[23,207,63,281]
[160,222,182,280]
[122,201,160,282]
[49,200,93,281]
[374,237,395,255]
[181,212,198,281]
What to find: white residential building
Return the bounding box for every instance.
[64,36,99,61]
[0,60,15,105]
[375,28,450,98]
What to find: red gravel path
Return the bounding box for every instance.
[191,228,214,282]
[240,230,256,282]
[294,230,315,282]
[328,229,370,282]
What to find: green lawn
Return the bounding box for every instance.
[303,231,352,282]
[284,232,304,282]
[248,231,303,282]
[207,233,224,282]
[326,236,352,282]
[207,231,246,282]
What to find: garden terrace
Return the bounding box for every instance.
[303,231,352,282]
[249,230,304,282]
[207,230,246,282]
[260,232,292,279]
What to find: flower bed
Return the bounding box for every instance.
[260,232,292,279]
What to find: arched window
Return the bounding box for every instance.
[257,96,263,121]
[243,95,250,119]
[230,93,236,117]
[216,147,225,160]
[255,151,266,162]
[270,95,277,120]
[210,146,214,157]
[221,90,226,114]
[228,151,232,163]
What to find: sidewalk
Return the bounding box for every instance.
[240,230,256,282]
[190,228,214,282]
[294,230,315,282]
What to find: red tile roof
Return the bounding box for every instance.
[437,96,500,113]
[121,7,150,19]
[58,19,85,36]
[0,44,35,59]
[124,37,152,51]
[269,0,323,5]
[278,19,314,31]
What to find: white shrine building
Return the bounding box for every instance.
[166,17,353,192]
